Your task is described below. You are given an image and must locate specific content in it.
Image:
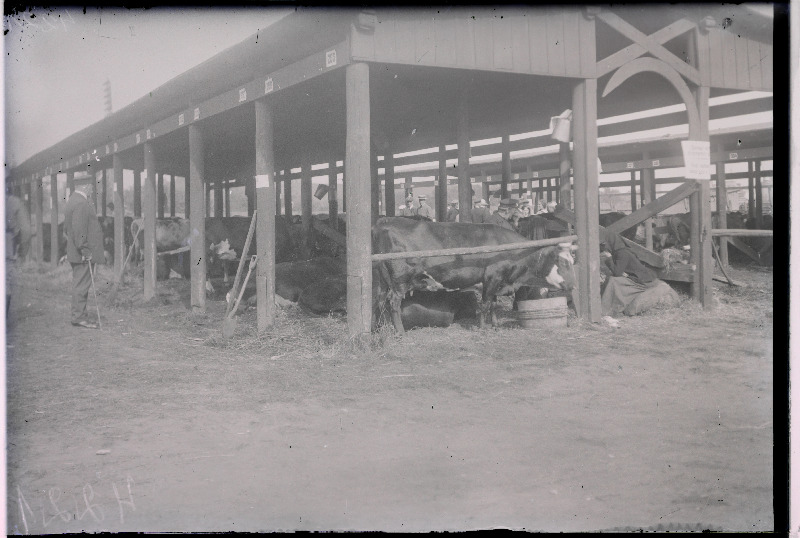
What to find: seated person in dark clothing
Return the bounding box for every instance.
[599,229,678,317]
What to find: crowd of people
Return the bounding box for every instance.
[396,193,558,226]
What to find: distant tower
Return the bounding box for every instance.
[102,78,113,116]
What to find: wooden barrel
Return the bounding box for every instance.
[517,296,567,329]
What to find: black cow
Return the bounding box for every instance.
[372,217,575,332]
[275,257,346,303]
[151,216,296,282]
[40,222,67,264]
[398,290,478,330]
[97,216,135,266]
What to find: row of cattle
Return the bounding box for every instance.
[238,216,576,331]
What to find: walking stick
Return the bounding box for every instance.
[88,261,102,330]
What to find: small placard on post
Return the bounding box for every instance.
[255,174,270,189]
[681,140,711,180]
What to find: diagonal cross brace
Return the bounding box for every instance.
[596,11,700,85]
[596,17,697,77]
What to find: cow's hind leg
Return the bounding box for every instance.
[478,301,492,329]
[490,298,499,328]
[389,292,405,334]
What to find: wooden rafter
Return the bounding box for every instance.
[596,11,700,86]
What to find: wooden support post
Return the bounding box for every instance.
[500,134,510,199]
[113,155,124,280]
[247,176,256,217]
[49,173,59,268]
[90,171,98,213]
[284,177,293,219]
[715,154,729,267]
[31,177,43,262]
[559,142,571,209]
[224,181,231,217]
[275,180,281,216]
[370,152,380,224]
[66,171,75,199]
[329,162,339,228]
[747,161,755,221]
[255,98,277,332]
[157,173,165,219]
[101,168,107,218]
[214,183,223,218]
[169,174,176,217]
[481,175,489,205]
[572,78,601,322]
[630,171,637,212]
[438,145,447,220]
[457,89,472,223]
[641,161,654,250]
[184,176,190,218]
[384,152,395,217]
[189,124,206,312]
[205,184,211,218]
[133,170,142,217]
[691,84,713,308]
[301,154,313,258]
[754,160,763,228]
[143,143,157,301]
[341,171,347,214]
[345,62,372,337]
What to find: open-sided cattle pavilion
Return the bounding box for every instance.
[5,6,775,338]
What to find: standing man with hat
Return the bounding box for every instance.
[445,200,460,222]
[470,198,516,231]
[415,194,435,221]
[64,175,105,329]
[399,195,416,217]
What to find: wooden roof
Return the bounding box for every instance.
[8,5,774,185]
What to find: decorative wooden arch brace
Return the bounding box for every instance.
[552,8,713,322]
[594,11,714,308]
[601,56,702,140]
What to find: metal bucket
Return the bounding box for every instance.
[314,184,329,200]
[517,296,567,329]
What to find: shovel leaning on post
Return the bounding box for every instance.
[221,212,258,338]
[222,255,258,338]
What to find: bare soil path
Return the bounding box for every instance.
[5,263,773,532]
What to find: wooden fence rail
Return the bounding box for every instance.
[371,235,577,262]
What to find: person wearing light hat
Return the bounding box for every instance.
[474,198,488,208]
[446,200,459,222]
[416,194,435,221]
[399,195,416,217]
[518,198,532,218]
[64,174,106,329]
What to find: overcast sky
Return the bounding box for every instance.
[3,6,293,167]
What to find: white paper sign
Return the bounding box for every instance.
[255,174,270,189]
[681,140,711,180]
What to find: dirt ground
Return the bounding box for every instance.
[5,260,773,533]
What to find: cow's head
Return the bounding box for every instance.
[543,243,576,290]
[208,239,237,266]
